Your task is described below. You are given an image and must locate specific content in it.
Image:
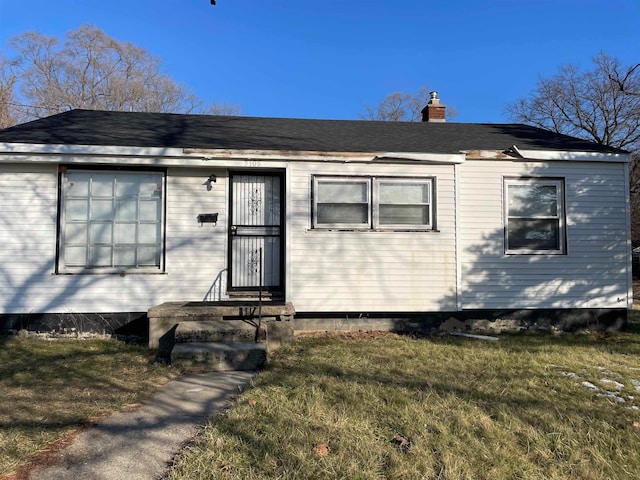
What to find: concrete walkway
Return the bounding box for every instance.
[28,371,256,480]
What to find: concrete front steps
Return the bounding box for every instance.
[171,318,266,372]
[172,342,268,372]
[148,301,295,372]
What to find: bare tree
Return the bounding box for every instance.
[506,53,640,240]
[609,62,640,97]
[0,53,26,128]
[506,53,640,151]
[1,24,240,126]
[361,86,458,122]
[203,100,242,116]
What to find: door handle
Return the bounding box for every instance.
[230,225,237,235]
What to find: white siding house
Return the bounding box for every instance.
[458,158,630,311]
[288,161,458,312]
[0,108,632,334]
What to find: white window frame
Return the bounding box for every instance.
[504,177,565,255]
[312,176,370,229]
[373,178,433,230]
[312,176,435,230]
[58,168,165,273]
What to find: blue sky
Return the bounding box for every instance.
[0,0,638,123]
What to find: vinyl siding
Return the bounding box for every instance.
[288,162,458,312]
[0,165,58,312]
[458,160,630,309]
[0,165,229,313]
[1,155,630,316]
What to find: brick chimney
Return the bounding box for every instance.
[421,91,446,122]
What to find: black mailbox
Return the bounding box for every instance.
[197,213,219,224]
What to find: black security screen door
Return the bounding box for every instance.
[229,173,283,291]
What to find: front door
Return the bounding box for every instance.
[229,173,283,293]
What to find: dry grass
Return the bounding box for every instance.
[0,337,176,477]
[166,316,640,480]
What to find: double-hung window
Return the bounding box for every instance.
[315,177,370,228]
[313,176,434,230]
[59,169,165,272]
[504,178,565,254]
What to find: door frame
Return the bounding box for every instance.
[227,170,285,295]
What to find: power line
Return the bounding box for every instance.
[1,101,63,112]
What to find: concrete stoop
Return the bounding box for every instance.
[148,301,295,372]
[171,342,267,372]
[171,320,267,372]
[174,319,264,344]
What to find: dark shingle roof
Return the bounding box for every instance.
[0,109,626,154]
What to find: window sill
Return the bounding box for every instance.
[504,250,565,256]
[308,228,440,233]
[54,270,167,276]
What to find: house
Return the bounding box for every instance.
[0,95,632,341]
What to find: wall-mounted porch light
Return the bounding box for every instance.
[204,173,217,191]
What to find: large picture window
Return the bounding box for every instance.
[504,178,565,254]
[313,176,434,230]
[59,169,165,272]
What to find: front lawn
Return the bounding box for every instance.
[0,337,176,477]
[166,316,640,480]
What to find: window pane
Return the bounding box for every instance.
[138,246,160,265]
[139,223,160,243]
[317,203,368,224]
[64,173,90,196]
[65,222,87,243]
[317,181,367,203]
[508,219,560,250]
[64,246,86,266]
[88,246,112,266]
[140,175,162,198]
[115,223,136,244]
[380,205,430,225]
[91,199,113,220]
[508,184,558,217]
[139,200,161,222]
[116,174,140,197]
[380,182,429,204]
[91,176,114,196]
[114,246,136,266]
[116,198,138,221]
[90,223,113,244]
[66,199,88,221]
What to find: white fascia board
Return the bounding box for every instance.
[0,143,375,164]
[1,143,467,165]
[186,149,467,164]
[373,152,466,164]
[185,148,376,162]
[0,142,186,158]
[0,143,291,168]
[515,149,631,163]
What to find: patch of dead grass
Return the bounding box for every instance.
[0,338,176,478]
[166,324,640,480]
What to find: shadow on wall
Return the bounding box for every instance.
[0,169,211,336]
[294,159,630,334]
[436,160,628,332]
[1,158,631,336]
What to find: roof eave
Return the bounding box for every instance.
[508,146,630,162]
[0,142,187,158]
[0,142,629,164]
[373,152,465,164]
